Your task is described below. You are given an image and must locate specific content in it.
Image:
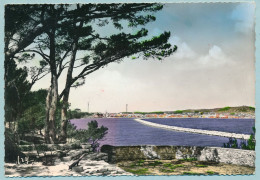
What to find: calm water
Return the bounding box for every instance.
[143,118,255,134]
[70,118,254,147]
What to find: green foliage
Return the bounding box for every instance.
[218,106,231,111]
[163,163,184,169]
[173,110,183,114]
[249,106,255,111]
[74,120,108,151]
[180,157,197,161]
[182,171,203,175]
[19,145,33,151]
[196,164,208,167]
[242,127,255,150]
[132,111,164,115]
[71,143,82,149]
[223,138,238,148]
[148,160,162,167]
[230,112,235,115]
[67,121,77,139]
[6,4,177,143]
[17,89,47,136]
[68,109,91,119]
[5,59,31,124]
[35,144,49,152]
[206,171,218,175]
[160,168,174,173]
[163,163,172,168]
[224,127,255,150]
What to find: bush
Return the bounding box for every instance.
[35,144,49,152]
[223,127,255,150]
[19,145,33,151]
[74,120,108,152]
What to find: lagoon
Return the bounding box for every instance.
[70,118,254,147]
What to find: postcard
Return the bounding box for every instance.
[3,1,256,177]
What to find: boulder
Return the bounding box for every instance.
[62,156,72,162]
[72,166,84,173]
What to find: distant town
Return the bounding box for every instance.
[74,106,255,119]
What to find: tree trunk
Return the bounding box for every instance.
[45,25,58,144]
[44,87,51,143]
[45,75,58,144]
[58,39,78,143]
[59,90,69,143]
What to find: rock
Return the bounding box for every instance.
[67,149,90,160]
[81,144,91,149]
[72,166,84,172]
[98,168,108,173]
[62,156,71,162]
[54,158,61,164]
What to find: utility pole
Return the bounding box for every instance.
[88,102,89,113]
[126,104,128,113]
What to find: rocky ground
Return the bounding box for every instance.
[5,143,255,176]
[117,159,255,175]
[5,143,133,177]
[5,159,133,177]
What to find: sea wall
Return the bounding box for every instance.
[101,145,255,167]
[134,118,251,139]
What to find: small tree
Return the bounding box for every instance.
[75,120,108,151]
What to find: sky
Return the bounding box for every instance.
[31,3,256,113]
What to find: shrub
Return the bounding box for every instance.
[224,127,255,150]
[223,138,238,148]
[74,120,108,152]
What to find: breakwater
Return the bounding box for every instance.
[134,119,251,140]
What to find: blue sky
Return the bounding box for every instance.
[32,3,255,113]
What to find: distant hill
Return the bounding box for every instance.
[123,106,255,115]
[172,106,255,114]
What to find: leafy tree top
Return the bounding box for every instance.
[6,4,177,100]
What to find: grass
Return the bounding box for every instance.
[130,160,145,167]
[163,163,172,168]
[180,157,197,162]
[160,168,174,173]
[206,171,219,175]
[148,160,163,167]
[196,164,208,167]
[126,168,150,175]
[182,171,203,175]
[160,163,184,172]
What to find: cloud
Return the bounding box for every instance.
[198,45,232,67]
[169,36,196,59]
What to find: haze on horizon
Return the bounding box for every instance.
[32,3,256,113]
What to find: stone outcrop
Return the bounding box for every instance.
[101,145,255,167]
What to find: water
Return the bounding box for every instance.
[143,118,255,134]
[70,118,254,147]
